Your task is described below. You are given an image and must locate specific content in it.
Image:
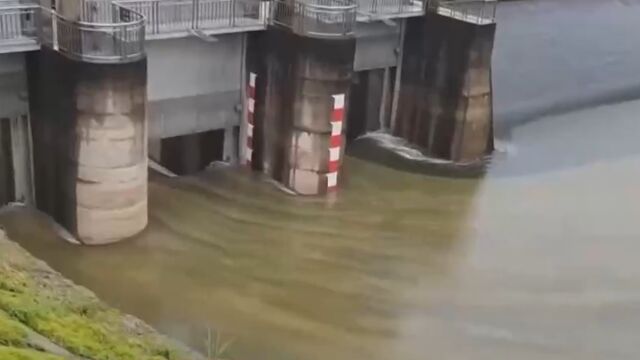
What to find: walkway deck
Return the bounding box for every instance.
[0,0,497,53]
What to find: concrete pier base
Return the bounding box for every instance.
[27,48,148,245]
[395,12,496,164]
[247,27,355,195]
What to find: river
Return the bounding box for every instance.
[3,1,640,359]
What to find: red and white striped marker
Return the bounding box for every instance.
[245,72,257,166]
[327,94,345,190]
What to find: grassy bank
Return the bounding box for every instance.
[0,230,200,360]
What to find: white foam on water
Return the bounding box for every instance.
[264,178,297,196]
[149,158,178,178]
[357,131,453,165]
[493,138,518,156]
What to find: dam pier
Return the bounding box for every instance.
[0,0,497,241]
[3,1,640,359]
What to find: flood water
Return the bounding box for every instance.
[3,1,640,359]
[3,97,640,360]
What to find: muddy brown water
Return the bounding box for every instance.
[2,98,640,360]
[4,1,640,357]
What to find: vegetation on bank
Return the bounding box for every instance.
[0,346,64,360]
[0,231,199,360]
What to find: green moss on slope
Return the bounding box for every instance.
[0,309,28,347]
[0,345,64,360]
[0,237,194,360]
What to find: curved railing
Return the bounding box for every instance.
[2,0,368,51]
[37,2,145,63]
[0,1,39,50]
[117,0,269,39]
[357,0,425,18]
[427,0,496,25]
[272,0,356,38]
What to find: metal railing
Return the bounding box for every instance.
[272,0,356,38]
[39,3,145,63]
[427,0,496,25]
[117,0,268,37]
[0,0,145,62]
[0,1,38,45]
[2,0,366,53]
[357,0,424,17]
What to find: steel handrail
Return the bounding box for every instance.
[39,3,146,63]
[77,9,144,27]
[0,5,38,10]
[3,0,368,50]
[79,1,146,25]
[116,0,269,37]
[305,4,355,10]
[357,0,425,17]
[272,0,356,38]
[0,2,38,50]
[427,0,496,24]
[0,0,145,62]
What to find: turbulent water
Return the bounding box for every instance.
[2,1,640,359]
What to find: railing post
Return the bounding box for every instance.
[269,0,274,26]
[493,1,497,22]
[120,26,125,62]
[153,0,159,34]
[269,0,355,38]
[52,12,58,51]
[27,1,144,63]
[492,3,495,22]
[299,2,304,35]
[35,7,42,43]
[231,0,236,27]
[192,0,199,30]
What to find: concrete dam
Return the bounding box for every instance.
[0,0,497,243]
[2,0,640,359]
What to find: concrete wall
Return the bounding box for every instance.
[395,13,495,163]
[354,22,400,71]
[146,35,244,140]
[160,129,225,175]
[347,68,394,140]
[0,115,35,206]
[27,49,148,245]
[0,120,14,205]
[0,53,28,119]
[0,54,34,205]
[349,22,400,140]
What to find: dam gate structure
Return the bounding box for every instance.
[0,0,497,243]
